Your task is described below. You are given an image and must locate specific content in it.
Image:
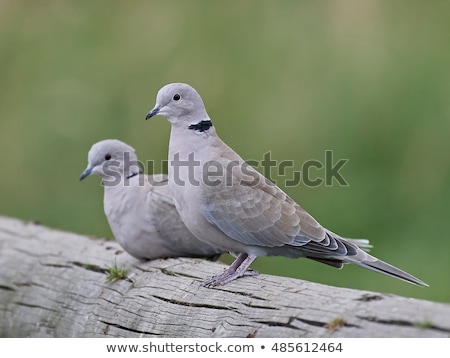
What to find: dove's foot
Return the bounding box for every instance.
[202,253,258,287]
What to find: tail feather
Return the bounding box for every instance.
[308,257,344,269]
[325,233,427,287]
[343,238,372,252]
[350,257,428,287]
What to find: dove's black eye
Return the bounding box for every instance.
[104,154,112,160]
[173,94,181,101]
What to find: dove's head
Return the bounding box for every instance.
[146,83,210,126]
[80,139,141,181]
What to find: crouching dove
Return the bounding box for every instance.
[80,139,223,260]
[145,83,428,287]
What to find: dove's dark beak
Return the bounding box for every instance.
[145,107,160,120]
[79,166,93,181]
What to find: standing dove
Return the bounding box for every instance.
[145,83,427,287]
[80,139,223,261]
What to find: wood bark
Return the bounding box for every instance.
[0,216,448,338]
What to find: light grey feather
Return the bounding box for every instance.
[145,83,428,287]
[80,139,223,261]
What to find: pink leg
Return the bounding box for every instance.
[202,253,258,287]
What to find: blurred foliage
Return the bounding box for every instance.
[0,0,449,303]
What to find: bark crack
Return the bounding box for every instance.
[98,320,162,336]
[242,302,279,310]
[159,267,201,279]
[152,294,238,312]
[256,316,306,331]
[15,301,59,312]
[215,289,267,301]
[356,294,384,302]
[357,316,450,333]
[71,261,107,274]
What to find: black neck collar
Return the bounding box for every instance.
[188,120,213,132]
[126,171,141,179]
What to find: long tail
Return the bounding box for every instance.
[307,235,428,286]
[349,255,428,287]
[298,231,428,287]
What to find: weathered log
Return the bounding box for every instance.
[0,216,448,338]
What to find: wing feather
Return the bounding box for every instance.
[201,163,326,248]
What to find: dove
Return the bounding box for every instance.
[80,139,223,261]
[145,83,428,287]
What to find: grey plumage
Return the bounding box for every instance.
[145,83,428,288]
[80,139,223,261]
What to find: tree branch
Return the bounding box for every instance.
[0,216,448,338]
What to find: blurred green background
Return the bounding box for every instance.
[1,1,449,303]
